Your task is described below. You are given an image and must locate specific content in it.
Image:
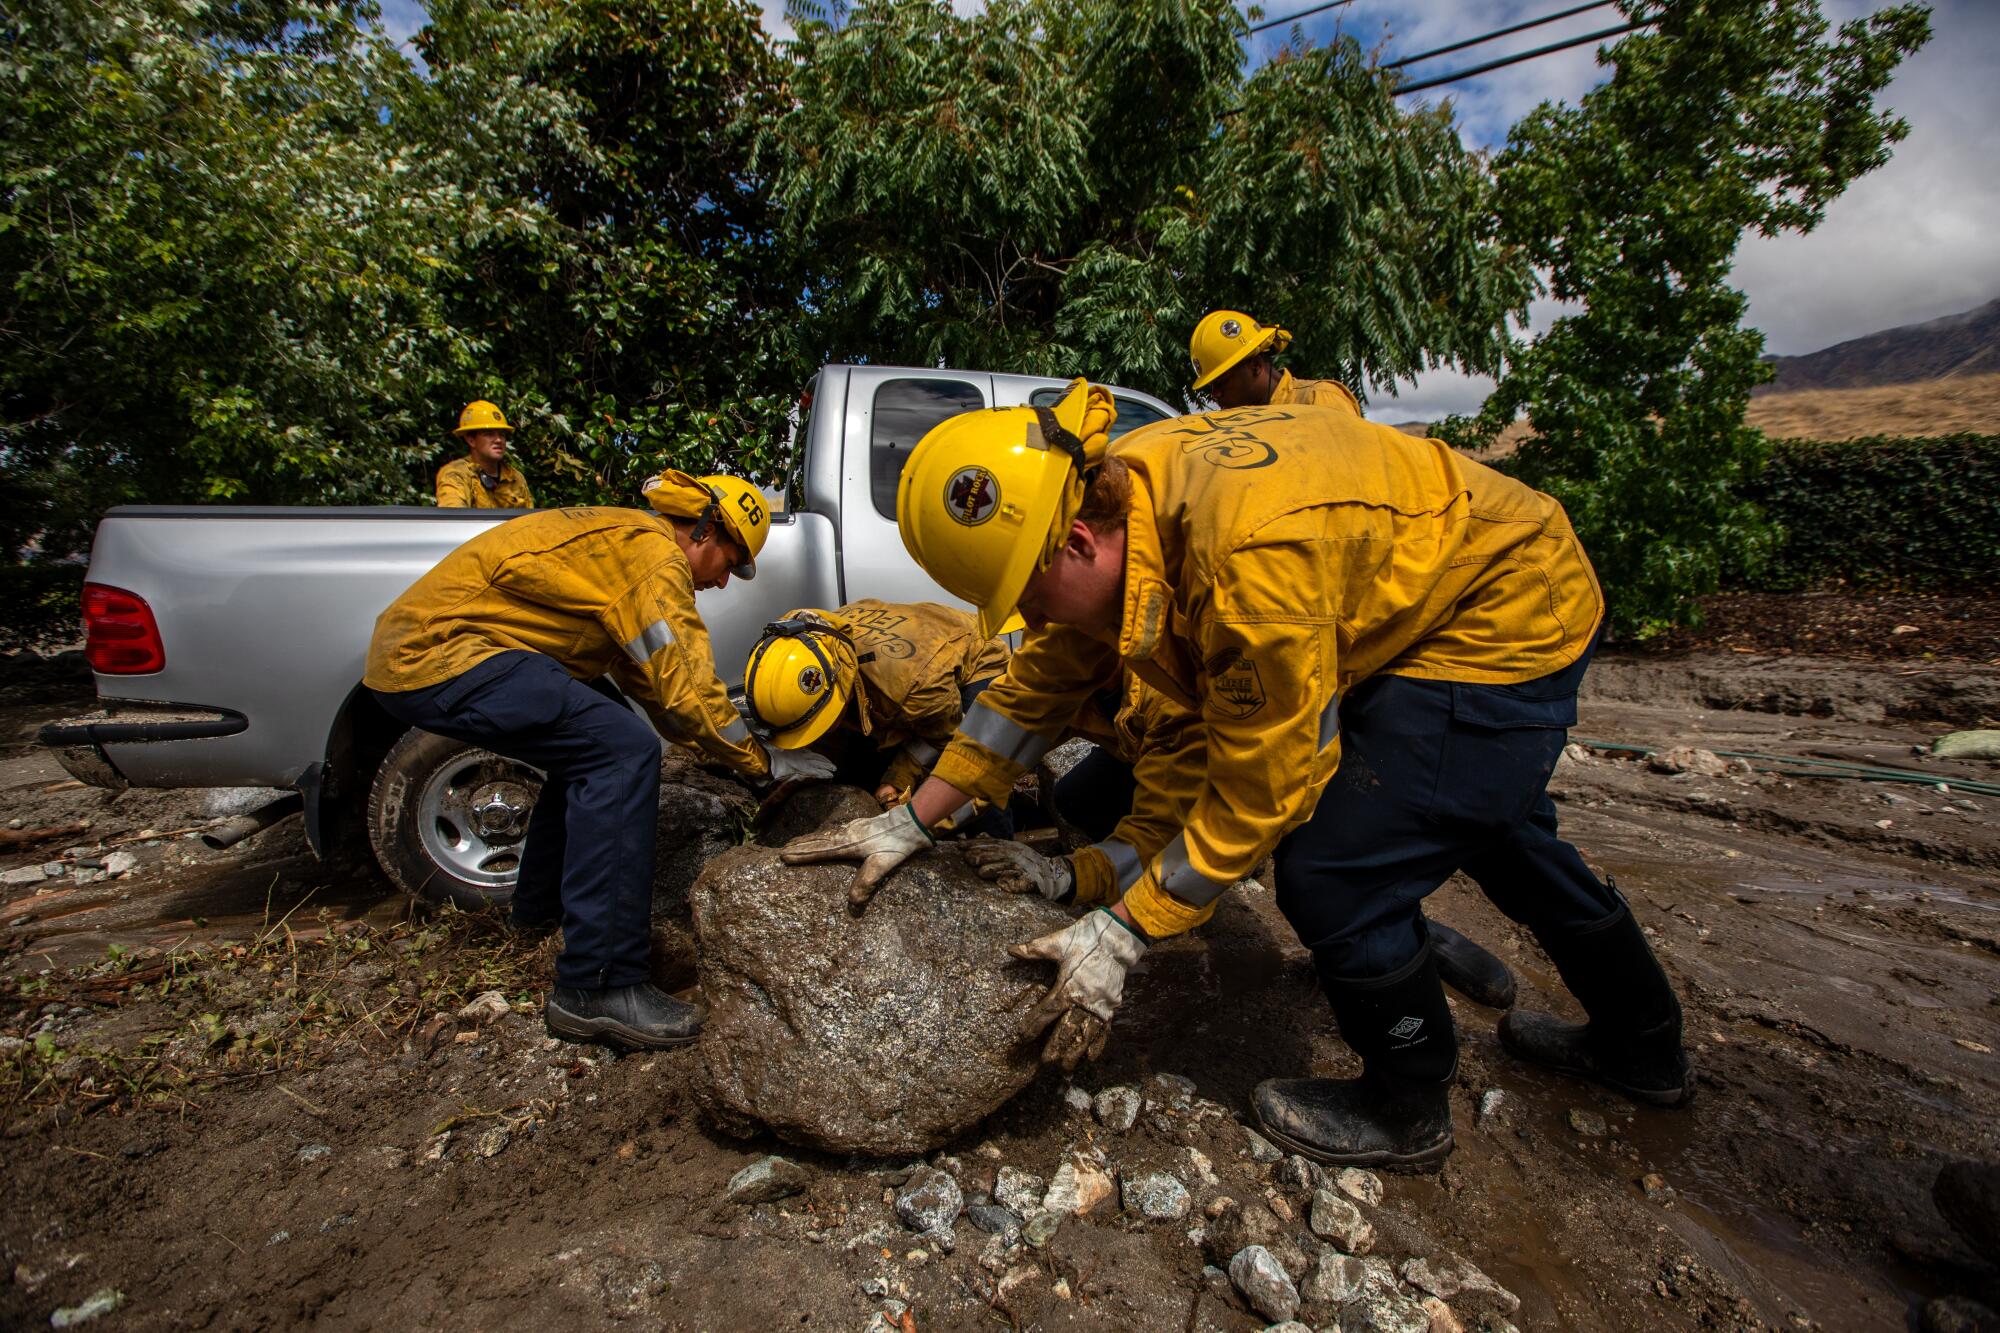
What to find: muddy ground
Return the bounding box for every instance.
[1,646,1996,1332]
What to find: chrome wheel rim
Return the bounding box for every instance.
[415,748,543,888]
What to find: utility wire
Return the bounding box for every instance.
[1246,0,1354,36]
[1381,0,1615,69]
[1392,17,1653,94]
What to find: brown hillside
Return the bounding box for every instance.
[1758,296,2000,393]
[1744,371,2000,440]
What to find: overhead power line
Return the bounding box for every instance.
[1392,17,1654,94]
[1246,0,1354,36]
[1381,0,1615,69]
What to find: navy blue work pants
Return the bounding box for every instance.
[1274,645,1622,983]
[371,651,660,990]
[1051,744,1140,844]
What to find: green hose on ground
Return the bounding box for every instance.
[1570,739,2000,801]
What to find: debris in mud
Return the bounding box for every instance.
[1648,745,1730,776]
[48,1287,124,1328]
[725,1155,810,1204]
[1568,1107,1609,1137]
[688,788,1073,1155]
[1309,1187,1375,1254]
[1932,729,2000,761]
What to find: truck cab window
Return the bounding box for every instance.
[1028,389,1174,440]
[871,378,985,519]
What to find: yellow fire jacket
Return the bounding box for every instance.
[1270,369,1361,416]
[436,457,535,509]
[840,600,1010,749]
[1058,675,1206,908]
[932,405,1603,939]
[364,507,767,777]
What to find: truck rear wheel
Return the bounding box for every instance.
[367,727,543,910]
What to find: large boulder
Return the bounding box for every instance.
[653,751,757,912]
[691,789,1074,1155]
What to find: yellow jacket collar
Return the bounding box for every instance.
[1116,482,1175,664]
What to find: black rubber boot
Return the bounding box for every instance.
[545,983,704,1050]
[1254,949,1457,1171]
[1428,919,1517,1009]
[1498,904,1692,1107]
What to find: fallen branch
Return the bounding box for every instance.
[0,822,90,850]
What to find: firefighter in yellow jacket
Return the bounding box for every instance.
[784,382,1691,1169]
[1189,310,1362,415]
[436,400,535,509]
[741,600,1011,814]
[366,472,833,1051]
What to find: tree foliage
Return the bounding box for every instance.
[759,0,1530,403]
[1449,0,1931,636]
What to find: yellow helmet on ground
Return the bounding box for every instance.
[640,471,771,579]
[744,612,862,749]
[895,379,1117,639]
[1189,310,1291,391]
[454,400,514,436]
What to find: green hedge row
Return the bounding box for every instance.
[1738,433,2000,592]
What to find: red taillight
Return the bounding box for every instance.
[83,582,165,674]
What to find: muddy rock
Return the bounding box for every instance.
[1042,1154,1115,1216]
[993,1166,1045,1216]
[1400,1255,1520,1315]
[1277,1153,1316,1192]
[1339,1286,1432,1333]
[1420,1296,1465,1333]
[966,1203,1020,1242]
[1334,1166,1385,1206]
[725,1155,810,1204]
[747,782,881,848]
[1921,1296,2000,1333]
[1241,1125,1284,1163]
[1303,1247,1369,1306]
[49,1288,125,1328]
[690,794,1074,1155]
[1310,1187,1375,1254]
[1567,1107,1609,1137]
[1229,1244,1301,1324]
[651,752,761,908]
[1647,745,1730,776]
[1120,1169,1191,1222]
[894,1167,963,1248]
[1201,1197,1288,1267]
[1093,1084,1142,1131]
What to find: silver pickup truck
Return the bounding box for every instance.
[40,365,1176,904]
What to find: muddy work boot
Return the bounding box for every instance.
[545,982,704,1050]
[1256,948,1458,1170]
[1500,904,1691,1107]
[1427,919,1516,1009]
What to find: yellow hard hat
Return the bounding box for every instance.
[1189,310,1292,391]
[744,611,862,749]
[641,471,771,579]
[454,400,513,436]
[894,378,1117,639]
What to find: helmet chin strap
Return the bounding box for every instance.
[744,618,872,738]
[1032,406,1097,483]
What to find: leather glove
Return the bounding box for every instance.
[763,745,837,786]
[873,744,932,808]
[780,804,934,908]
[963,839,1074,902]
[1010,908,1147,1071]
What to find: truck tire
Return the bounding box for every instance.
[367,727,543,910]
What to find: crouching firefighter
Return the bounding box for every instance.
[1189,310,1363,415]
[783,381,1690,1169]
[364,473,835,1051]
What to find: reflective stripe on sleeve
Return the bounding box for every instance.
[1319,692,1340,750]
[1094,838,1144,892]
[720,716,751,745]
[623,619,676,664]
[1157,834,1233,907]
[959,701,1053,767]
[905,738,943,765]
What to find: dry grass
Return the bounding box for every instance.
[1745,371,2000,441]
[1390,370,2000,456]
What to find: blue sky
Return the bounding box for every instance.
[384,0,2000,419]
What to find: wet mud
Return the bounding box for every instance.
[1,648,1996,1330]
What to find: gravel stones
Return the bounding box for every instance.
[993,1166,1045,1216]
[726,1155,810,1204]
[966,1203,1021,1241]
[1229,1245,1301,1324]
[1333,1167,1384,1206]
[456,990,511,1023]
[1092,1084,1142,1131]
[1201,1197,1287,1267]
[1399,1255,1520,1314]
[1310,1188,1376,1254]
[1241,1126,1283,1163]
[1276,1153,1316,1191]
[1337,1286,1431,1333]
[1042,1155,1115,1216]
[894,1167,964,1248]
[690,790,1074,1154]
[1120,1169,1191,1222]
[1568,1108,1609,1137]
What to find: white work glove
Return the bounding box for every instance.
[1011,908,1148,1071]
[963,838,1074,902]
[780,804,934,908]
[763,745,837,786]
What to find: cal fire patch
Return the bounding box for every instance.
[1210,653,1267,720]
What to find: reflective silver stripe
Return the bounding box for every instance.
[623,619,676,664]
[1319,692,1341,750]
[946,801,976,827]
[720,716,751,745]
[1094,838,1144,892]
[905,738,943,766]
[1157,834,1232,907]
[959,701,1052,767]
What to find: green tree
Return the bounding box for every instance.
[1450,0,1931,636]
[758,0,1530,403]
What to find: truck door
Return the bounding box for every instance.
[839,370,993,610]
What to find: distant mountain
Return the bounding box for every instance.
[1758,296,2000,394]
